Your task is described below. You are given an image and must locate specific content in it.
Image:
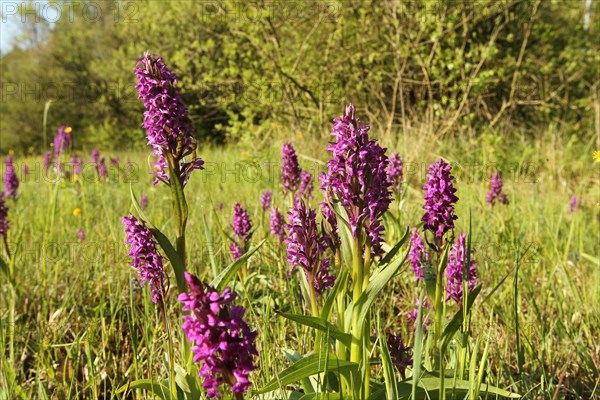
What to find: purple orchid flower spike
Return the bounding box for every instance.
[285,200,335,294]
[445,233,477,305]
[232,203,252,246]
[422,159,458,240]
[3,156,19,199]
[43,151,52,174]
[135,52,204,186]
[409,228,430,282]
[122,214,167,304]
[0,194,9,239]
[260,189,272,211]
[319,104,392,256]
[486,172,508,206]
[53,126,72,157]
[281,142,301,195]
[270,207,287,244]
[178,272,258,398]
[387,151,404,194]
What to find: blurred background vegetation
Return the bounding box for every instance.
[0,0,598,152]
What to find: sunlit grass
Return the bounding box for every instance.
[1,125,598,399]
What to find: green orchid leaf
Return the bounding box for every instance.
[441,285,482,351]
[282,350,316,394]
[380,227,410,266]
[280,312,353,347]
[321,268,349,321]
[211,239,265,292]
[378,328,399,400]
[353,247,408,330]
[255,353,358,395]
[115,379,174,400]
[174,364,201,399]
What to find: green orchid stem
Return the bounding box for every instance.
[350,235,368,399]
[351,237,364,303]
[308,282,320,318]
[362,245,372,399]
[334,253,349,397]
[362,247,371,291]
[438,340,445,400]
[298,269,322,350]
[363,320,371,399]
[160,300,177,398]
[175,235,187,280]
[166,152,189,291]
[336,297,348,395]
[308,279,324,362]
[460,280,470,379]
[434,272,443,344]
[3,236,11,260]
[277,251,285,293]
[434,252,445,400]
[335,289,346,357]
[164,152,188,395]
[9,288,15,364]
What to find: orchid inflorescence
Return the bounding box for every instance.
[43,151,52,173]
[259,189,272,211]
[285,200,335,296]
[0,193,8,238]
[320,104,392,257]
[269,207,287,244]
[135,52,204,187]
[445,232,477,304]
[53,126,72,157]
[122,214,167,304]
[487,172,509,206]
[422,159,459,240]
[230,203,253,261]
[409,227,429,282]
[179,273,258,398]
[280,142,301,195]
[387,150,404,193]
[3,156,19,199]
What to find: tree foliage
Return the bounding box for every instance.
[1,0,598,152]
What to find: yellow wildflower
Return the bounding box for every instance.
[593,150,600,163]
[65,127,72,134]
[73,208,81,216]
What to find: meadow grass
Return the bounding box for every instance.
[0,125,598,399]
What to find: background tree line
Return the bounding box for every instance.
[0,0,598,152]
